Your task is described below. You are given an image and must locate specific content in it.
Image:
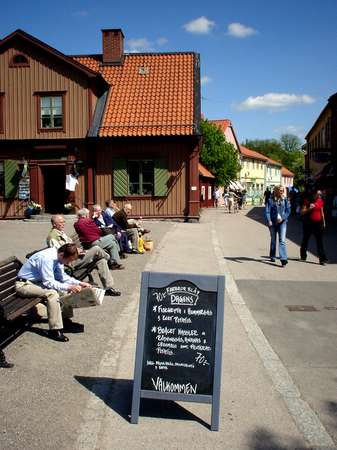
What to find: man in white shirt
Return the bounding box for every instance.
[16,244,93,342]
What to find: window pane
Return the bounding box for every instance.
[52,97,62,107]
[42,117,52,128]
[142,160,154,194]
[41,97,51,108]
[41,108,51,116]
[53,116,63,128]
[129,161,140,195]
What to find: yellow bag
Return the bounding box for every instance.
[143,239,154,251]
[138,237,146,253]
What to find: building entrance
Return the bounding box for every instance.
[41,165,66,213]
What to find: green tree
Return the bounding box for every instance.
[200,119,241,185]
[280,134,302,153]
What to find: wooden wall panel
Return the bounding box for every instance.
[0,43,91,140]
[95,140,191,217]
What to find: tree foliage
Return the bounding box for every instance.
[243,134,305,185]
[200,119,241,185]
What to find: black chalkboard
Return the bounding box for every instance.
[131,272,225,431]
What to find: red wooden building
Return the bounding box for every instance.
[0,28,201,220]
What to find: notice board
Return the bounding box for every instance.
[131,271,225,431]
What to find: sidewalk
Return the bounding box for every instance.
[89,209,328,450]
[1,210,335,450]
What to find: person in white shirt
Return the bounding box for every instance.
[16,244,93,342]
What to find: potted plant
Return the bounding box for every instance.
[64,203,75,214]
[26,201,42,216]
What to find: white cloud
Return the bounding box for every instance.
[157,37,168,46]
[126,38,155,53]
[183,16,215,34]
[227,22,257,38]
[275,125,305,138]
[236,93,315,111]
[72,10,89,17]
[201,76,212,85]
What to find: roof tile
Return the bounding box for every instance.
[75,53,195,137]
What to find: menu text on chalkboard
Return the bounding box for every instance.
[131,271,225,431]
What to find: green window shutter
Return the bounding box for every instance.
[154,159,168,197]
[4,160,19,198]
[113,159,128,197]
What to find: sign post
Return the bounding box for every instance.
[131,271,225,431]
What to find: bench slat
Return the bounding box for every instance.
[3,297,42,321]
[0,260,21,276]
[0,268,19,285]
[0,285,16,302]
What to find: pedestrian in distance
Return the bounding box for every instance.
[264,185,290,267]
[300,189,328,265]
[213,187,221,208]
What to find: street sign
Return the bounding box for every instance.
[131,271,225,431]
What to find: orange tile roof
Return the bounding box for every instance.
[198,163,215,178]
[209,119,231,133]
[240,145,269,161]
[74,53,196,137]
[266,156,282,167]
[281,166,294,177]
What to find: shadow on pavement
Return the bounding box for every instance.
[247,427,312,450]
[246,207,337,264]
[74,376,210,429]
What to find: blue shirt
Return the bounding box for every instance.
[18,247,80,292]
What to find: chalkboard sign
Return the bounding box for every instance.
[131,272,225,431]
[18,177,30,200]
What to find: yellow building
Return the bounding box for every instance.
[239,145,268,203]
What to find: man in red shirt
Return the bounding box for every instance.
[300,190,328,265]
[74,208,124,269]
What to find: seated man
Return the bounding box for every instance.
[92,204,130,255]
[104,200,150,236]
[104,199,119,218]
[113,203,148,254]
[74,208,124,269]
[16,244,94,342]
[47,214,120,296]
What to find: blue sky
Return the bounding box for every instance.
[2,0,337,143]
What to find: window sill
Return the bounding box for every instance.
[37,128,65,133]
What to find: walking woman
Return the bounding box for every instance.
[300,189,328,265]
[265,185,291,267]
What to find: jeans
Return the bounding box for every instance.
[269,221,287,261]
[300,221,327,263]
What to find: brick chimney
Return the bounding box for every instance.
[102,28,124,65]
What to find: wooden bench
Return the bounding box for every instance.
[0,257,43,366]
[0,256,42,323]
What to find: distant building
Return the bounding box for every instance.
[305,93,337,188]
[281,166,294,191]
[239,145,268,197]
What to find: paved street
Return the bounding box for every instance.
[0,209,336,450]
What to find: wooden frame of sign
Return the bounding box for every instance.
[131,271,225,431]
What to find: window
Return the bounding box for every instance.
[113,158,168,197]
[9,53,29,67]
[40,96,63,129]
[35,92,65,132]
[0,162,4,195]
[128,160,154,195]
